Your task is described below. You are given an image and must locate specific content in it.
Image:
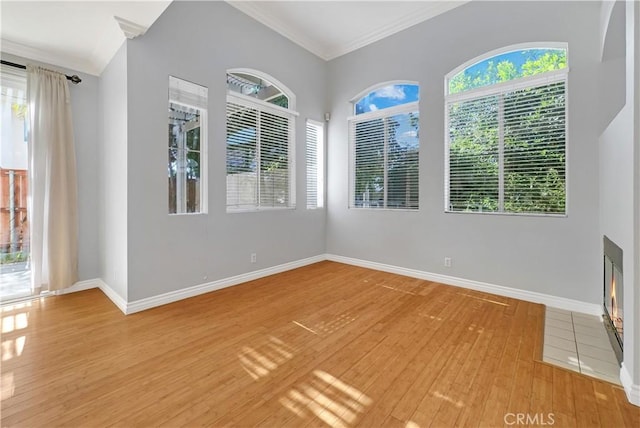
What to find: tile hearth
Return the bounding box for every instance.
[543,307,620,385]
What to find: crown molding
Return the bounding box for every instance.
[114,16,148,40]
[325,1,469,60]
[226,1,329,60]
[0,38,99,76]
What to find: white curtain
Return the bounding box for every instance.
[27,65,78,292]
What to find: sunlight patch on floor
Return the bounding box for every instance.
[238,336,295,380]
[381,284,416,295]
[433,390,464,408]
[2,311,28,333]
[280,369,372,427]
[293,320,318,335]
[293,312,357,338]
[466,323,485,334]
[1,372,14,401]
[457,292,509,307]
[418,313,443,322]
[1,302,32,313]
[2,335,25,362]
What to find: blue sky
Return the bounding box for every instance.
[355,84,420,149]
[355,84,419,114]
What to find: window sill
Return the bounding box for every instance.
[226,206,296,214]
[444,210,567,218]
[168,212,208,216]
[348,207,419,212]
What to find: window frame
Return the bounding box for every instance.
[225,69,298,213]
[306,119,324,210]
[348,81,420,211]
[168,76,208,215]
[444,43,569,217]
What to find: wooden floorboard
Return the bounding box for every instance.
[1,261,638,427]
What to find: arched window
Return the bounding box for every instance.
[226,69,297,211]
[445,44,568,215]
[227,70,292,109]
[348,82,419,209]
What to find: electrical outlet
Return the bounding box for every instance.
[251,253,257,263]
[444,257,452,267]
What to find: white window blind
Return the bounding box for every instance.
[306,120,324,209]
[446,74,566,215]
[169,76,208,110]
[226,93,296,211]
[349,103,419,209]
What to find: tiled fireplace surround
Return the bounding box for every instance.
[543,308,620,385]
[542,236,627,386]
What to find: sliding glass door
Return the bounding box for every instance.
[1,65,31,301]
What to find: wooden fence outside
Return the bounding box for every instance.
[0,168,28,254]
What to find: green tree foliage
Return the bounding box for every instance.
[502,82,566,213]
[448,96,499,211]
[521,51,566,76]
[448,49,567,214]
[449,49,566,94]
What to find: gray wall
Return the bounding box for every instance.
[124,1,327,301]
[598,0,635,385]
[326,1,602,302]
[0,52,100,282]
[98,44,128,300]
[599,0,640,391]
[632,0,640,389]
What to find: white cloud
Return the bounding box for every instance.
[373,85,406,100]
[402,130,417,138]
[368,103,378,111]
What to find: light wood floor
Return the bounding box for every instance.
[1,261,638,427]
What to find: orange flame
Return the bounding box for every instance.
[611,276,617,321]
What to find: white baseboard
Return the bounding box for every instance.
[55,278,101,295]
[621,363,640,406]
[40,277,128,315]
[86,253,602,318]
[97,279,128,315]
[325,254,603,316]
[125,255,326,315]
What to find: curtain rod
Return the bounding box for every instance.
[1,60,82,84]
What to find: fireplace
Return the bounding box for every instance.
[603,235,623,365]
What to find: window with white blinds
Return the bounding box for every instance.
[445,46,568,215]
[349,83,419,210]
[306,120,324,209]
[168,76,207,214]
[226,71,296,211]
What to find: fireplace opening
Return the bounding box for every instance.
[603,235,623,365]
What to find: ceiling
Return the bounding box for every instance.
[227,1,468,60]
[0,1,467,76]
[0,1,172,75]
